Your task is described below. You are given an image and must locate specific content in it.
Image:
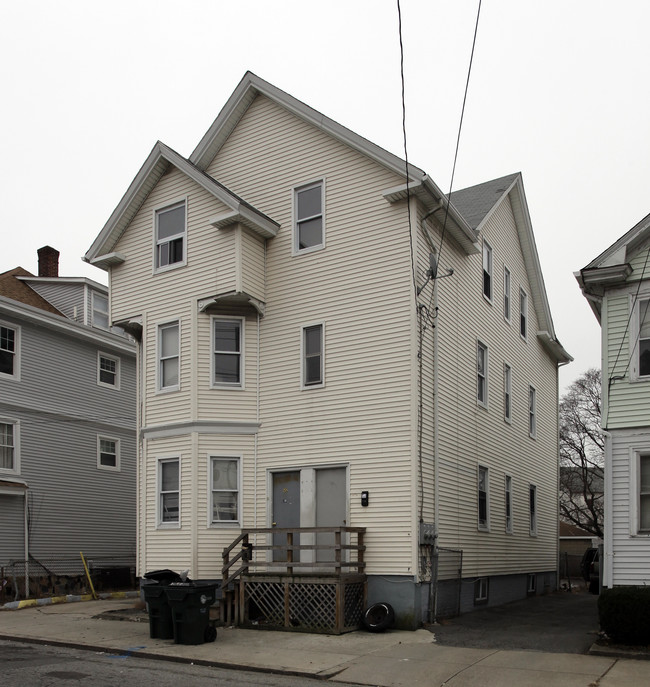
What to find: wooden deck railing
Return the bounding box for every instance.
[222,526,366,588]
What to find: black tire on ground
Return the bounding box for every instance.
[362,602,395,632]
[204,625,217,642]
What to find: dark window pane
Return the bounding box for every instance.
[298,217,322,249]
[305,355,321,384]
[304,326,321,355]
[161,461,179,491]
[0,351,13,375]
[162,492,179,522]
[640,339,650,376]
[483,271,491,299]
[157,204,185,240]
[214,354,240,384]
[297,186,321,220]
[0,327,15,352]
[215,321,240,352]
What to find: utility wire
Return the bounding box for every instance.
[438,0,482,264]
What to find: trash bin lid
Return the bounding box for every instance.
[144,569,183,584]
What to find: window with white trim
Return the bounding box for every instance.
[98,352,120,388]
[478,465,490,530]
[92,292,109,330]
[504,363,512,423]
[302,323,324,388]
[0,322,19,379]
[635,298,650,379]
[158,321,180,391]
[503,266,511,322]
[155,201,186,270]
[212,318,243,387]
[505,474,513,534]
[482,240,493,301]
[158,457,180,526]
[294,181,324,253]
[210,456,240,524]
[520,288,528,340]
[477,340,488,406]
[529,385,537,438]
[529,484,537,535]
[0,420,18,473]
[97,436,120,470]
[639,454,650,532]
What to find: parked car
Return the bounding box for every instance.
[580,548,600,594]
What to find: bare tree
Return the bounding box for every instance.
[559,368,604,537]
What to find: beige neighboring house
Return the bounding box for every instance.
[577,212,650,589]
[85,72,571,627]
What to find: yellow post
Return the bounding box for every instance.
[80,552,98,600]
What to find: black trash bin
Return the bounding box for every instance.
[142,569,183,640]
[166,581,221,645]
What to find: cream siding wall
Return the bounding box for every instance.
[206,95,418,577]
[429,196,558,576]
[608,429,650,585]
[602,250,650,428]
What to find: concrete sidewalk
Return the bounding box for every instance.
[0,598,648,686]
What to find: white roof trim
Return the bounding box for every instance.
[0,295,136,355]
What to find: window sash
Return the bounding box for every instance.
[482,241,492,300]
[211,457,239,523]
[478,467,489,528]
[529,485,537,534]
[505,475,513,533]
[156,203,186,268]
[504,364,512,421]
[503,267,511,320]
[640,456,650,531]
[529,386,536,437]
[99,355,117,386]
[0,326,16,376]
[639,299,650,377]
[213,319,242,385]
[92,293,109,330]
[159,323,180,390]
[477,342,487,404]
[520,290,528,339]
[296,183,323,251]
[160,459,180,524]
[303,325,323,386]
[0,422,14,470]
[99,438,118,468]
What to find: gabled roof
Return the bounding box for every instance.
[452,173,572,364]
[576,211,650,321]
[0,267,63,316]
[84,141,280,269]
[190,71,478,255]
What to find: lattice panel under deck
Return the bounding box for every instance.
[344,582,364,627]
[289,583,336,629]
[245,582,285,625]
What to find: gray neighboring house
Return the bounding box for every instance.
[0,246,136,574]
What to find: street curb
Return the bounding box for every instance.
[1,591,140,611]
[588,641,650,661]
[0,635,333,682]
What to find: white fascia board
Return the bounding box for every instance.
[208,208,278,239]
[0,295,136,355]
[537,330,573,364]
[16,275,109,292]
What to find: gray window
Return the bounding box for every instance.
[640,455,650,532]
[295,182,324,252]
[504,364,512,422]
[98,353,119,388]
[0,324,17,377]
[529,385,536,438]
[158,322,180,391]
[159,458,180,525]
[92,293,109,330]
[210,457,239,523]
[0,421,16,472]
[477,341,488,406]
[505,475,513,533]
[503,266,511,321]
[213,318,242,386]
[529,484,537,535]
[156,201,186,269]
[478,465,489,530]
[482,240,493,300]
[303,324,323,387]
[520,289,528,340]
[639,299,650,377]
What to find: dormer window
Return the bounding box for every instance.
[155,201,186,270]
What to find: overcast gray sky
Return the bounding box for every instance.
[2,0,649,392]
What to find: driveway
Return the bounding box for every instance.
[430,590,599,654]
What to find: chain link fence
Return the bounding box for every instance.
[1,554,136,604]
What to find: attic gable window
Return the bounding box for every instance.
[155,201,186,270]
[294,181,324,254]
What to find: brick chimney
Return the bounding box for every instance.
[37,246,60,277]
